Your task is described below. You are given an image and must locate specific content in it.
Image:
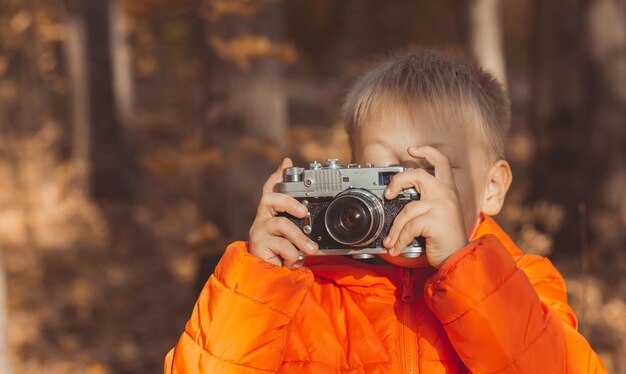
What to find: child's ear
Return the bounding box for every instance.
[481,160,513,216]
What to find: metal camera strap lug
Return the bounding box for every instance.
[303,212,312,234]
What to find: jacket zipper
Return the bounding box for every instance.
[398,268,418,373]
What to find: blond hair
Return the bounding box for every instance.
[342,48,510,160]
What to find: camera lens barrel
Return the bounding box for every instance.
[324,188,384,247]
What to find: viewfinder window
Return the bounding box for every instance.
[378,172,396,186]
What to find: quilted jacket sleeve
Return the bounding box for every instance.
[424,234,606,373]
[164,241,314,374]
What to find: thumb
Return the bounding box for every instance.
[279,157,293,170]
[276,157,292,173]
[263,157,293,194]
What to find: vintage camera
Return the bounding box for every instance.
[276,159,425,260]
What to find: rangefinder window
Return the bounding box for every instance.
[378,171,397,186]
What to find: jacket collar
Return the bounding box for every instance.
[471,214,522,257]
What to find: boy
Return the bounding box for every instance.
[165,49,606,373]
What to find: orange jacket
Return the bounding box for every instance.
[165,216,606,373]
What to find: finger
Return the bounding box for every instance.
[262,157,293,193]
[258,192,308,219]
[264,216,318,255]
[264,236,301,267]
[383,200,430,248]
[407,146,454,188]
[391,216,428,256]
[384,168,440,200]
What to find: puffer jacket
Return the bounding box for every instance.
[164,215,606,373]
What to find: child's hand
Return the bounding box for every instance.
[248,157,319,268]
[382,146,468,268]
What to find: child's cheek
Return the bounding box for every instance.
[454,172,480,233]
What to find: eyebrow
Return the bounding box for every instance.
[371,139,455,150]
[365,145,459,167]
[427,143,457,152]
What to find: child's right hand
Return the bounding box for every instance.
[248,157,319,268]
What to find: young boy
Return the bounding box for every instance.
[164,49,606,373]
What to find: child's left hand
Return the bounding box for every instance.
[382,145,468,269]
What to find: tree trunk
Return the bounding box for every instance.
[467,0,507,86]
[530,0,626,262]
[529,0,587,253]
[193,1,290,286]
[110,0,135,138]
[200,1,289,242]
[65,0,134,200]
[584,0,626,262]
[0,250,10,374]
[65,0,90,196]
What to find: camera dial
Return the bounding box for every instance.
[284,167,305,182]
[310,161,322,169]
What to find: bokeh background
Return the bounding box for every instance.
[0,0,625,372]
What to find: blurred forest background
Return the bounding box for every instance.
[0,0,624,372]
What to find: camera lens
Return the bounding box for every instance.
[325,189,384,247]
[340,208,361,230]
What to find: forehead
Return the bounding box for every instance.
[352,106,477,161]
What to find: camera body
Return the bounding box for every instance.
[276,159,425,259]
